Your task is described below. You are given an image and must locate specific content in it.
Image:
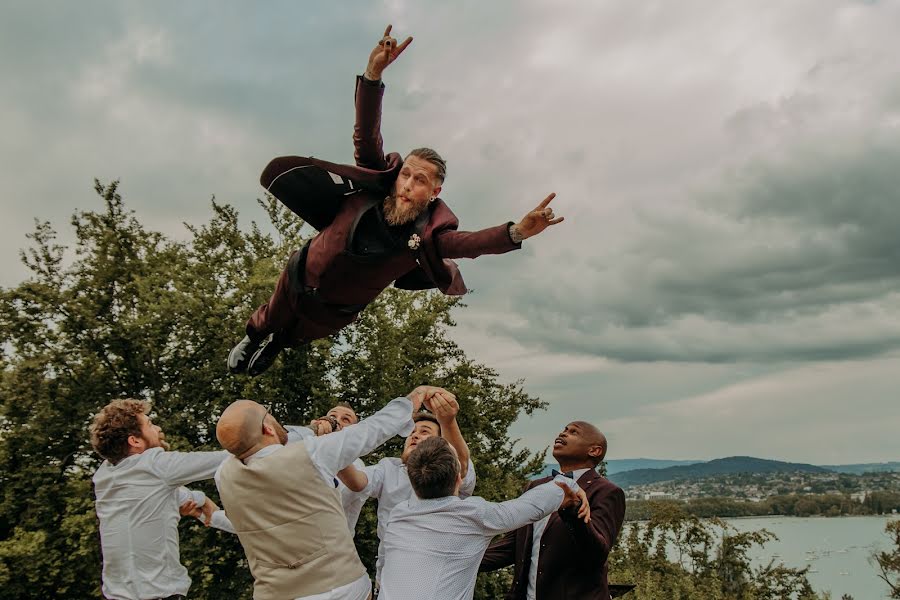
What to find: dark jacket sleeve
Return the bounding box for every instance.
[557,484,625,566]
[353,76,388,171]
[479,529,517,572]
[434,222,521,260]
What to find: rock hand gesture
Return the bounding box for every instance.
[365,24,413,81]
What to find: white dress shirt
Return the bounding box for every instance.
[286,425,368,531]
[92,447,229,600]
[214,396,415,600]
[379,475,580,600]
[364,456,477,582]
[526,468,590,600]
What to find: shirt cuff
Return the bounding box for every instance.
[507,222,524,245]
[395,396,415,438]
[552,474,580,493]
[210,510,236,534]
[359,73,384,87]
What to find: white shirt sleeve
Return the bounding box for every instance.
[304,397,414,485]
[176,486,206,506]
[285,424,315,443]
[150,449,231,488]
[459,459,477,498]
[362,461,388,499]
[477,475,578,536]
[210,510,237,534]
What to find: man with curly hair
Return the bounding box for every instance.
[91,399,229,600]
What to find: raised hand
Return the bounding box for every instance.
[365,24,413,80]
[407,385,432,413]
[427,390,459,425]
[556,481,590,523]
[179,499,200,519]
[309,415,341,436]
[200,497,220,527]
[514,193,564,240]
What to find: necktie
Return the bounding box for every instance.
[551,469,575,479]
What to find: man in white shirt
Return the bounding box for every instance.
[378,436,589,600]
[213,386,438,600]
[90,398,230,600]
[337,389,476,585]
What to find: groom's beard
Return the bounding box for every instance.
[383,194,425,226]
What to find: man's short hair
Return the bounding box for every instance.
[406,436,460,499]
[407,148,447,183]
[413,412,441,435]
[90,399,149,465]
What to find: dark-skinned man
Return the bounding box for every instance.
[480,421,626,600]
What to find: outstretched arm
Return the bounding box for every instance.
[477,476,587,536]
[434,193,564,259]
[354,25,412,170]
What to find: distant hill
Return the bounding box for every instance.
[820,461,900,474]
[536,459,700,479]
[606,459,702,475]
[609,456,827,488]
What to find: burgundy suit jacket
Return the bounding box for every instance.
[480,469,626,600]
[273,76,520,296]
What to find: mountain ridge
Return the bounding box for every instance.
[536,457,900,485]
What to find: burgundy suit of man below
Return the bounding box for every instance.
[480,469,626,600]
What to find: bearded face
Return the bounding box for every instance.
[384,155,442,226]
[383,193,428,226]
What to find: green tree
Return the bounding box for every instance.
[873,520,900,598]
[0,181,545,599]
[607,502,824,600]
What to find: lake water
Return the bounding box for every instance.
[724,515,898,599]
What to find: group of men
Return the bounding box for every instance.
[91,387,624,600]
[91,25,626,600]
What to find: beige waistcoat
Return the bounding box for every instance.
[217,443,366,600]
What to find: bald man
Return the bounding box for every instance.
[480,421,626,600]
[213,388,433,600]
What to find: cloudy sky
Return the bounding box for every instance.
[2,1,898,464]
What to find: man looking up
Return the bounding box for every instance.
[213,387,437,600]
[338,389,474,586]
[91,399,229,600]
[228,24,564,376]
[378,437,588,600]
[480,421,626,600]
[283,401,370,532]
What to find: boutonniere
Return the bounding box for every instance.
[407,233,421,250]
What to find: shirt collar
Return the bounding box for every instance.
[572,467,591,480]
[244,443,284,465]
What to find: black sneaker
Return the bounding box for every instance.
[228,335,263,374]
[247,334,285,377]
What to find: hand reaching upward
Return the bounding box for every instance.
[513,193,564,241]
[366,24,413,81]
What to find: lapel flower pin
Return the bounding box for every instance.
[408,233,421,250]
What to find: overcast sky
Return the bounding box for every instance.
[2,1,898,464]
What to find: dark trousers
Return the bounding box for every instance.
[246,256,358,345]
